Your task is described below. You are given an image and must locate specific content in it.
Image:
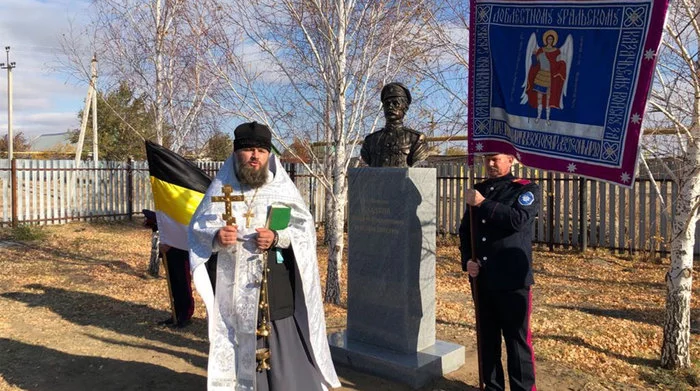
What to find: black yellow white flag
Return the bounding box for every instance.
[145,141,212,250]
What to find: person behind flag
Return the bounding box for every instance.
[142,208,194,327]
[157,245,195,327]
[458,153,539,391]
[188,122,340,390]
[146,141,211,328]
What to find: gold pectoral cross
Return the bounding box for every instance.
[243,209,255,228]
[211,185,244,226]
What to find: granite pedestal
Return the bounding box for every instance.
[329,167,464,388]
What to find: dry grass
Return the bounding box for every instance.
[0,221,699,390]
[318,233,700,390]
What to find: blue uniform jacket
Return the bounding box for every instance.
[458,173,540,290]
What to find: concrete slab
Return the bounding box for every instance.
[329,330,465,389]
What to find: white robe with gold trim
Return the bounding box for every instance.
[188,154,339,390]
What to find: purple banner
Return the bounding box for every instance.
[468,0,669,186]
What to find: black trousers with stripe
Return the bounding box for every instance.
[472,284,537,391]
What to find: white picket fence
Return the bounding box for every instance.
[0,159,151,225]
[0,158,697,255]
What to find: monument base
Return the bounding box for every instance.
[329,330,465,389]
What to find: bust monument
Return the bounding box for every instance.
[360,82,429,167]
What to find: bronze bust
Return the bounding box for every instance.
[360,82,429,167]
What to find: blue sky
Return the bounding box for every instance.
[0,0,470,149]
[0,0,91,140]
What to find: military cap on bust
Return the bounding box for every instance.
[233,121,272,152]
[380,82,412,106]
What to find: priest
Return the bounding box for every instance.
[188,121,340,391]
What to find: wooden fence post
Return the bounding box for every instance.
[288,162,297,183]
[547,171,554,251]
[127,157,134,220]
[11,158,17,227]
[309,161,316,223]
[580,177,587,252]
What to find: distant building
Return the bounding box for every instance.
[29,132,75,152]
[11,132,78,159]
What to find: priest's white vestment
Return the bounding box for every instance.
[188,154,340,390]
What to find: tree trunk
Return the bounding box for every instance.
[324,159,347,304]
[154,0,165,145]
[661,143,700,369]
[652,0,700,370]
[324,110,348,303]
[323,0,349,304]
[323,108,333,245]
[324,205,343,304]
[323,169,333,245]
[661,213,694,368]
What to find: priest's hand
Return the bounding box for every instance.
[255,228,276,250]
[217,225,238,247]
[465,189,485,206]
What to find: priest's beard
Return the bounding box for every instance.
[237,161,269,188]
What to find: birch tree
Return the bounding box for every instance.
[412,0,469,142]
[205,0,443,303]
[645,0,700,369]
[61,0,222,153]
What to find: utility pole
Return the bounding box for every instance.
[0,46,16,161]
[91,55,98,163]
[75,54,97,167]
[71,54,98,209]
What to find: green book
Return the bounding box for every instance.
[266,204,291,231]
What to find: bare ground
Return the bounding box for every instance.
[0,220,698,390]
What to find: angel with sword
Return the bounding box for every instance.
[520,29,573,125]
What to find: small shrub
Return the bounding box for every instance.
[10,225,46,241]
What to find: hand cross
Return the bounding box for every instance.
[211,185,244,226]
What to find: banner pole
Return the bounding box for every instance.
[468,160,485,391]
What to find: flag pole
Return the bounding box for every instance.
[469,157,485,391]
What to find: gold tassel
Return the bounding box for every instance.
[256,253,272,372]
[256,348,271,371]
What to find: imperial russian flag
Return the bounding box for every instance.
[145,141,212,250]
